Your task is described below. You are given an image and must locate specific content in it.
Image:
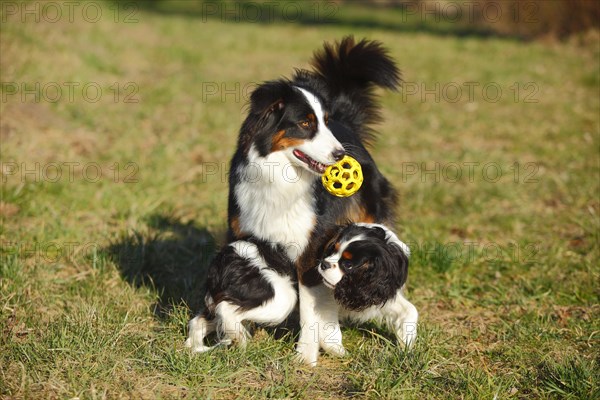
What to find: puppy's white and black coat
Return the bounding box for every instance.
[185,238,297,353]
[186,223,417,353]
[225,36,402,365]
[318,223,418,348]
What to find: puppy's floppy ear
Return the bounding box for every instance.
[334,258,393,311]
[348,250,406,306]
[387,242,409,289]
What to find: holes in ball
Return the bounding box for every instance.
[323,157,362,196]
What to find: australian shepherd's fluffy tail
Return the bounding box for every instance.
[300,36,401,144]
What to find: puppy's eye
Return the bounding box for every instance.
[299,120,310,128]
[324,113,329,125]
[341,260,353,270]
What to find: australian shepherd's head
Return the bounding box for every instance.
[238,79,345,176]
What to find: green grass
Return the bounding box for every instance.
[1,1,599,398]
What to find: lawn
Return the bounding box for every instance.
[1,1,599,399]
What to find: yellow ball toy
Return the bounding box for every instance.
[322,155,363,197]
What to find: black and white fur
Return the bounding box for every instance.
[185,239,297,352]
[318,223,418,348]
[225,36,401,365]
[185,223,417,354]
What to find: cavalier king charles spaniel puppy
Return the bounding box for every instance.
[318,223,418,348]
[185,238,297,353]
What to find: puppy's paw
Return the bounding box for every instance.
[322,343,346,358]
[186,339,214,354]
[295,343,319,367]
[398,320,418,349]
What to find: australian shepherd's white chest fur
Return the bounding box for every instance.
[234,156,315,260]
[233,89,343,260]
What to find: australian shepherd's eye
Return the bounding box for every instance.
[299,120,310,128]
[324,112,329,125]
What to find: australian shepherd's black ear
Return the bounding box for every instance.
[247,80,291,116]
[238,80,291,151]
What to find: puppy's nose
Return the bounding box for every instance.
[320,261,332,270]
[331,148,345,161]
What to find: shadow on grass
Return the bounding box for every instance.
[106,214,217,319]
[106,213,300,343]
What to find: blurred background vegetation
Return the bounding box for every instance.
[134,0,600,40]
